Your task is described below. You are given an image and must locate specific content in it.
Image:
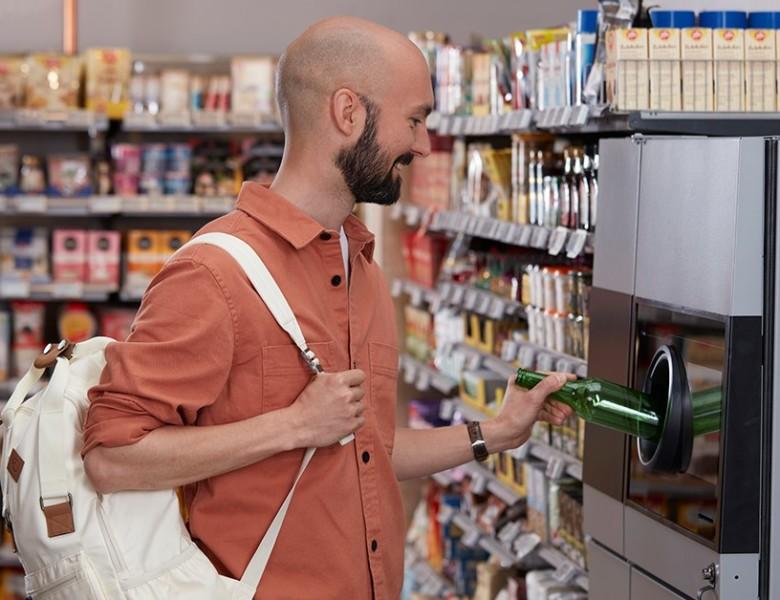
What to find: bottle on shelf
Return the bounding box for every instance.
[578,151,592,232]
[560,148,573,229]
[588,145,599,232]
[514,368,721,440]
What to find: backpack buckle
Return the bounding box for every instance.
[301,347,323,374]
[33,340,75,370]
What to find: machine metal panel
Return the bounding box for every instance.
[583,287,633,500]
[593,138,641,296]
[769,142,780,600]
[584,484,624,555]
[630,567,686,600]
[635,137,763,317]
[625,506,759,598]
[730,138,765,316]
[586,538,630,600]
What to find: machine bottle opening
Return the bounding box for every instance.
[514,345,721,472]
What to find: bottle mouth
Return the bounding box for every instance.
[637,345,693,473]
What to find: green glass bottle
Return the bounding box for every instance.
[515,369,660,439]
[514,369,721,441]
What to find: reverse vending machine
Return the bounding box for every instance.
[584,136,778,600]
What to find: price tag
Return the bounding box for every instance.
[403,361,416,385]
[496,221,513,242]
[430,295,444,313]
[498,522,522,546]
[570,105,590,126]
[158,111,191,128]
[559,106,573,128]
[467,217,481,236]
[52,282,84,299]
[555,358,575,374]
[531,227,550,249]
[0,279,30,298]
[463,289,478,311]
[548,226,569,256]
[428,210,443,230]
[476,293,492,315]
[451,285,466,306]
[489,298,506,320]
[404,206,421,227]
[514,533,541,560]
[390,279,404,298]
[519,226,533,247]
[426,111,442,131]
[416,370,432,391]
[500,341,518,362]
[489,115,501,134]
[437,505,455,524]
[15,195,47,213]
[546,456,566,480]
[518,347,536,369]
[439,399,456,420]
[566,229,589,258]
[553,561,578,584]
[410,286,424,307]
[477,219,493,238]
[466,352,482,372]
[470,473,488,495]
[497,113,511,132]
[576,363,588,378]
[509,442,530,461]
[90,195,122,214]
[437,281,453,301]
[485,219,501,240]
[451,117,465,137]
[537,353,555,372]
[462,528,481,548]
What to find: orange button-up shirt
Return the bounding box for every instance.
[83,183,404,599]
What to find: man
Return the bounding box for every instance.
[83,16,572,599]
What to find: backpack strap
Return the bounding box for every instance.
[177,232,354,591]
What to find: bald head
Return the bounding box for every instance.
[276,17,427,132]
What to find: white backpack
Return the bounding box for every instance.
[0,233,352,599]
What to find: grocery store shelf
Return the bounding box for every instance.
[122,111,283,134]
[0,280,117,301]
[405,544,455,597]
[436,282,525,320]
[433,458,522,507]
[0,194,235,217]
[0,109,108,132]
[399,354,458,394]
[453,398,583,482]
[428,106,780,138]
[390,278,438,308]
[537,544,589,591]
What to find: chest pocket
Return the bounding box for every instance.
[262,341,336,413]
[368,342,399,454]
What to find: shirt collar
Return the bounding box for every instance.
[235,182,375,263]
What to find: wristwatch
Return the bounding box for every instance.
[467,421,489,462]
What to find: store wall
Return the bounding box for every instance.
[3,0,595,54]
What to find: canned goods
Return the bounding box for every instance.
[542,268,556,311]
[544,309,556,350]
[553,312,566,353]
[553,268,573,314]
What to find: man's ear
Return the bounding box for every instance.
[332,88,363,137]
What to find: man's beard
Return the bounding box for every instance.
[335,97,414,206]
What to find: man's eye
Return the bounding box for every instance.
[411,118,422,127]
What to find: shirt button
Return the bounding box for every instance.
[362,451,370,464]
[371,539,378,552]
[319,232,332,241]
[331,275,342,287]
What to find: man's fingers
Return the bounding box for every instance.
[529,373,567,402]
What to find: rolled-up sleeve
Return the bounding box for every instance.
[83,256,236,455]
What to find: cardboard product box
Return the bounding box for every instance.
[231,56,275,116]
[615,28,649,111]
[160,69,190,115]
[471,52,493,116]
[681,28,714,111]
[1,228,50,283]
[24,54,82,110]
[158,230,192,265]
[713,28,745,111]
[126,230,162,291]
[11,301,45,353]
[461,369,505,411]
[745,29,777,112]
[85,48,131,119]
[87,231,121,288]
[410,233,449,289]
[52,230,88,283]
[649,28,682,111]
[0,57,25,109]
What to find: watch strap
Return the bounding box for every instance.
[467,421,489,462]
